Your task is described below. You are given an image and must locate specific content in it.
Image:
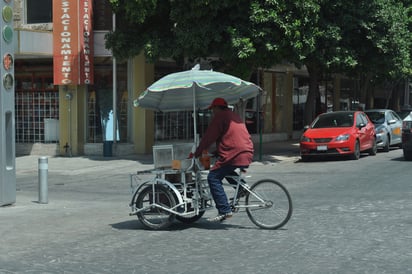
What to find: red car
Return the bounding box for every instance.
[300,111,377,161]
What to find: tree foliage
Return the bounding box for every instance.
[106,0,412,122]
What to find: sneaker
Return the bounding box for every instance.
[207,212,233,222]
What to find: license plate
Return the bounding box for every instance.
[317,145,327,151]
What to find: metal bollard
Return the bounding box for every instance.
[38,157,48,204]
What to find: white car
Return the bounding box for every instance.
[364,109,403,152]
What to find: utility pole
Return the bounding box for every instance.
[0,0,16,206]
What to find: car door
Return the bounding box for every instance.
[387,111,402,145]
[356,112,374,150]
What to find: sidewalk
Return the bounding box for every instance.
[253,139,300,162]
[12,139,300,181]
[14,138,301,172]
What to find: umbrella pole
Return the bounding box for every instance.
[192,85,198,148]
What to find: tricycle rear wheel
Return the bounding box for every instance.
[135,184,176,230]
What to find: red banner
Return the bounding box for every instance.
[53,0,94,85]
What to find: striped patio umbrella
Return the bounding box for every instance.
[134,65,261,112]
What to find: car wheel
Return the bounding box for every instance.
[382,135,390,152]
[404,149,412,161]
[368,137,377,156]
[351,140,360,160]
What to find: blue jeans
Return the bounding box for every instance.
[207,165,248,214]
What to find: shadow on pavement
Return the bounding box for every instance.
[110,219,258,231]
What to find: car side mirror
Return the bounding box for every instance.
[303,125,310,132]
[358,123,366,129]
[387,119,396,125]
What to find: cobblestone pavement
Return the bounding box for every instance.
[1,141,411,274]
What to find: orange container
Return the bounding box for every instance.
[199,150,210,170]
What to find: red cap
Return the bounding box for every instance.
[208,98,228,109]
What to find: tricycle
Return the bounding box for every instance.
[129,144,292,230]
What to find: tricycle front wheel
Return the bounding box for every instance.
[246,179,292,229]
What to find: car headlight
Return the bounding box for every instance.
[335,134,350,141]
[301,135,311,142]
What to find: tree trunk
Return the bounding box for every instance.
[359,72,373,108]
[304,63,321,125]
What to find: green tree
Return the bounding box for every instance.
[250,0,412,120]
[332,0,412,110]
[106,0,412,123]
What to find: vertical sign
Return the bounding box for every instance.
[0,0,16,206]
[79,0,94,84]
[53,0,94,85]
[53,0,79,85]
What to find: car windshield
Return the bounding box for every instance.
[365,111,385,125]
[312,112,354,128]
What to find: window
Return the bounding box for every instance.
[26,0,52,24]
[357,113,368,127]
[87,59,128,143]
[15,71,59,144]
[94,0,113,30]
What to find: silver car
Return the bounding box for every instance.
[364,109,403,151]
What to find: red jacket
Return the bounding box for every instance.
[195,109,254,170]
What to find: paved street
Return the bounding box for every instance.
[1,142,411,274]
